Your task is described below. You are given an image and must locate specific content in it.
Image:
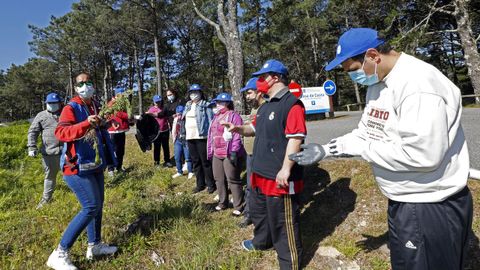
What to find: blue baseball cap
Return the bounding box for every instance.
[213,92,233,103]
[189,84,202,91]
[153,95,162,103]
[207,100,216,108]
[240,77,258,92]
[252,59,288,76]
[114,87,126,95]
[45,93,62,103]
[325,28,385,71]
[176,105,185,113]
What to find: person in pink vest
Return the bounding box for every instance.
[207,92,245,216]
[147,95,173,167]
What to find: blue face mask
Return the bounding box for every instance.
[348,60,379,86]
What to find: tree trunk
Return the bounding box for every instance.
[162,68,169,90]
[68,54,74,99]
[306,9,320,83]
[193,0,244,112]
[226,41,244,112]
[449,32,459,85]
[154,34,162,96]
[454,0,480,103]
[255,0,263,63]
[134,45,143,114]
[109,62,114,96]
[103,60,108,103]
[128,54,134,90]
[353,82,363,111]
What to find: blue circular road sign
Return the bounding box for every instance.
[323,80,336,96]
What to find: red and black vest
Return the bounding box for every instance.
[252,89,304,181]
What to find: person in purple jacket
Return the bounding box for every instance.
[207,92,246,216]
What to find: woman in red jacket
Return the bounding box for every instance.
[47,73,117,270]
[106,86,131,176]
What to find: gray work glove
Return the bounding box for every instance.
[28,150,37,157]
[289,143,329,166]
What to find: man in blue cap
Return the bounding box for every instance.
[27,92,64,209]
[224,60,306,270]
[290,28,472,270]
[237,77,265,228]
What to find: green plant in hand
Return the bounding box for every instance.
[99,90,133,119]
[85,90,133,159]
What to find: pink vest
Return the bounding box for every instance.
[210,111,231,158]
[147,106,169,132]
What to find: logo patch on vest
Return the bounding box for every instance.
[269,112,275,120]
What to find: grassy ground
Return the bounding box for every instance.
[1,123,479,269]
[465,103,480,108]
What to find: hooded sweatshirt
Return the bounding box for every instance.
[348,53,469,203]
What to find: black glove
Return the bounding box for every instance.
[288,143,327,166]
[229,151,238,165]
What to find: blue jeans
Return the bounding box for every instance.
[174,139,192,174]
[59,171,104,250]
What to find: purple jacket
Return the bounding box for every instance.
[207,110,245,160]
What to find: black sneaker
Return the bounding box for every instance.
[192,187,205,194]
[238,217,252,228]
[207,187,217,194]
[163,162,174,168]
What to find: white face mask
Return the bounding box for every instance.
[46,103,60,112]
[167,95,175,102]
[212,107,219,114]
[76,85,95,99]
[189,92,200,102]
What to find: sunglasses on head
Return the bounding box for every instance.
[76,81,93,88]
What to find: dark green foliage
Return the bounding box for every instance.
[0,0,478,119]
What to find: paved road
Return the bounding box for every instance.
[305,108,480,169]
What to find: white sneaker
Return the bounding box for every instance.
[107,170,114,178]
[187,172,194,179]
[172,173,182,179]
[46,249,77,270]
[86,243,118,260]
[182,163,188,173]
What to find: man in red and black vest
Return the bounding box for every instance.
[223,59,306,270]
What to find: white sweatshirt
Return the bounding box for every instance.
[349,53,469,203]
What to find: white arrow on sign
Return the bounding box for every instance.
[325,85,334,91]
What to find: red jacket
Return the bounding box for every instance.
[106,98,130,133]
[55,96,98,175]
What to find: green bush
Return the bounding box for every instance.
[0,123,29,169]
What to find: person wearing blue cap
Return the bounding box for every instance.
[290,28,472,270]
[147,95,173,168]
[27,92,64,209]
[207,92,246,216]
[183,84,216,194]
[223,60,306,270]
[171,105,193,179]
[238,77,265,228]
[106,87,131,177]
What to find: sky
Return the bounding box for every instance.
[0,0,77,71]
